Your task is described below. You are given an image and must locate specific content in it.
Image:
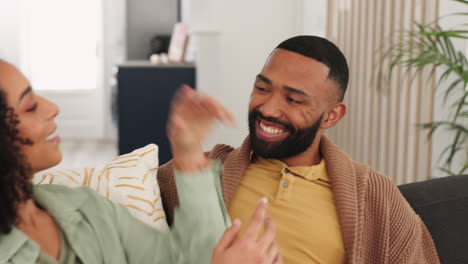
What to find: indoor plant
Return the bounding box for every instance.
[384,0,467,175]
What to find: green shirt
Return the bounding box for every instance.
[0,165,229,264]
[36,227,79,264]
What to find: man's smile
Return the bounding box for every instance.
[255,118,290,141]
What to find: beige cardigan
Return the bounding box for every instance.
[158,136,440,263]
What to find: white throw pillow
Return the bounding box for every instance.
[33,144,169,231]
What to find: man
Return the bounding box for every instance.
[158,36,439,263]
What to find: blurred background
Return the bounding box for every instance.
[0,0,466,183]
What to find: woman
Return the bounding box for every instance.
[0,60,281,264]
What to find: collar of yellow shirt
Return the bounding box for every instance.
[250,153,331,186]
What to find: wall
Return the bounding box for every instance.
[302,0,328,37]
[0,0,21,66]
[102,0,127,139]
[126,0,177,59]
[187,0,305,148]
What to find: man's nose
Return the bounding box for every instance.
[258,95,285,119]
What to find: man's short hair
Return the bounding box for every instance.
[276,36,349,101]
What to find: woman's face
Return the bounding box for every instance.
[0,61,61,173]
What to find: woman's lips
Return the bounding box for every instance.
[47,136,60,144]
[45,130,60,143]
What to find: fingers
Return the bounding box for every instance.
[171,84,235,126]
[242,197,268,240]
[170,84,195,112]
[169,85,200,120]
[167,114,186,135]
[265,242,279,264]
[273,253,283,264]
[168,86,213,144]
[215,219,241,250]
[257,217,276,252]
[199,96,235,126]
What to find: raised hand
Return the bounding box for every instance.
[212,198,283,264]
[167,85,234,171]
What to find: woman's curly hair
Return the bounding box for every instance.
[0,88,33,234]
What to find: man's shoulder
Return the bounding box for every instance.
[349,165,438,263]
[158,143,236,178]
[347,161,405,202]
[366,168,395,186]
[358,166,399,196]
[205,143,236,161]
[346,159,394,186]
[367,168,399,190]
[361,167,416,215]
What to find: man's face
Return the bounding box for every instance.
[248,49,338,159]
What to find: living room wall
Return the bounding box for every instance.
[126,0,177,60]
[0,0,21,66]
[184,0,307,147]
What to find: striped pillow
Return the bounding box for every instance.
[33,144,168,231]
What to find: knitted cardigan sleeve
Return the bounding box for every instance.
[157,144,234,225]
[361,170,440,264]
[157,159,178,225]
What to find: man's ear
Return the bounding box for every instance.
[320,102,346,129]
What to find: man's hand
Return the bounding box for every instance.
[212,198,283,264]
[168,85,234,172]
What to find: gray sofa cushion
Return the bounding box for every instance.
[399,175,468,264]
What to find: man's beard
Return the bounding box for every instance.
[248,110,323,160]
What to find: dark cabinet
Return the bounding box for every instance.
[117,61,196,165]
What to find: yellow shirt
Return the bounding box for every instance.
[229,157,345,264]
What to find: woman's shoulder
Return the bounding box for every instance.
[33,184,113,213]
[34,184,98,198]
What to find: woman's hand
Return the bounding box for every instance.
[168,85,234,172]
[212,198,283,264]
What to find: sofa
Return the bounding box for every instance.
[399,175,468,264]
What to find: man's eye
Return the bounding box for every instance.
[255,86,267,92]
[26,103,38,112]
[287,97,301,104]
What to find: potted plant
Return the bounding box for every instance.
[384,0,467,175]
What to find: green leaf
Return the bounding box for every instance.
[419,30,468,39]
[446,12,468,17]
[437,67,455,88]
[460,160,468,173]
[445,34,458,62]
[451,0,468,5]
[440,167,457,176]
[444,78,463,103]
[446,130,462,165]
[452,92,468,121]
